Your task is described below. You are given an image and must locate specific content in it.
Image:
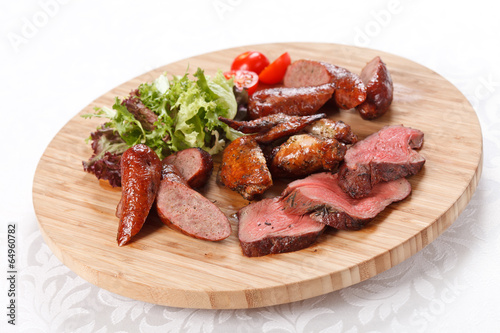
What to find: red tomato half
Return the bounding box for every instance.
[258,52,292,85]
[231,51,270,75]
[224,70,259,95]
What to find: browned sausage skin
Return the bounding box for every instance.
[323,62,367,110]
[283,59,367,110]
[116,144,162,246]
[247,84,334,119]
[356,56,394,120]
[162,147,213,188]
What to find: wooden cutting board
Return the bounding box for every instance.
[32,42,482,309]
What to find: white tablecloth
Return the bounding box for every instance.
[2,1,499,332]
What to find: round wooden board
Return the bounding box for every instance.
[33,42,482,309]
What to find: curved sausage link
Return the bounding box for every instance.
[116,144,162,246]
[284,59,367,110]
[247,84,334,119]
[356,56,394,120]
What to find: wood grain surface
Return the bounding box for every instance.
[32,43,483,309]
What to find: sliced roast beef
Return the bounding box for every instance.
[338,125,425,199]
[156,163,231,241]
[238,198,326,257]
[162,147,213,188]
[281,172,412,230]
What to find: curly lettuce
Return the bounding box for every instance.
[82,68,243,186]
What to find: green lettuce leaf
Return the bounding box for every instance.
[84,67,243,163]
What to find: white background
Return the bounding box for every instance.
[1,0,500,332]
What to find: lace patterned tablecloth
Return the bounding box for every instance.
[2,1,499,332]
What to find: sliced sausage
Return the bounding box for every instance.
[156,163,231,241]
[160,163,189,185]
[117,144,162,246]
[162,148,213,188]
[355,56,394,120]
[284,59,367,110]
[247,84,334,120]
[284,59,333,88]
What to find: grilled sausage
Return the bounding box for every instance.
[160,163,189,184]
[156,163,231,241]
[162,148,213,188]
[116,144,162,246]
[284,59,367,110]
[247,84,334,119]
[355,56,394,120]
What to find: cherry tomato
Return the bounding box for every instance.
[231,51,270,75]
[224,70,259,95]
[258,52,292,85]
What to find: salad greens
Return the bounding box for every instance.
[82,68,243,187]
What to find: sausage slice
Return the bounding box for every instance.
[284,59,367,110]
[162,148,213,188]
[156,163,231,241]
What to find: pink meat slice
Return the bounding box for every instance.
[338,125,425,199]
[238,198,326,257]
[281,172,412,230]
